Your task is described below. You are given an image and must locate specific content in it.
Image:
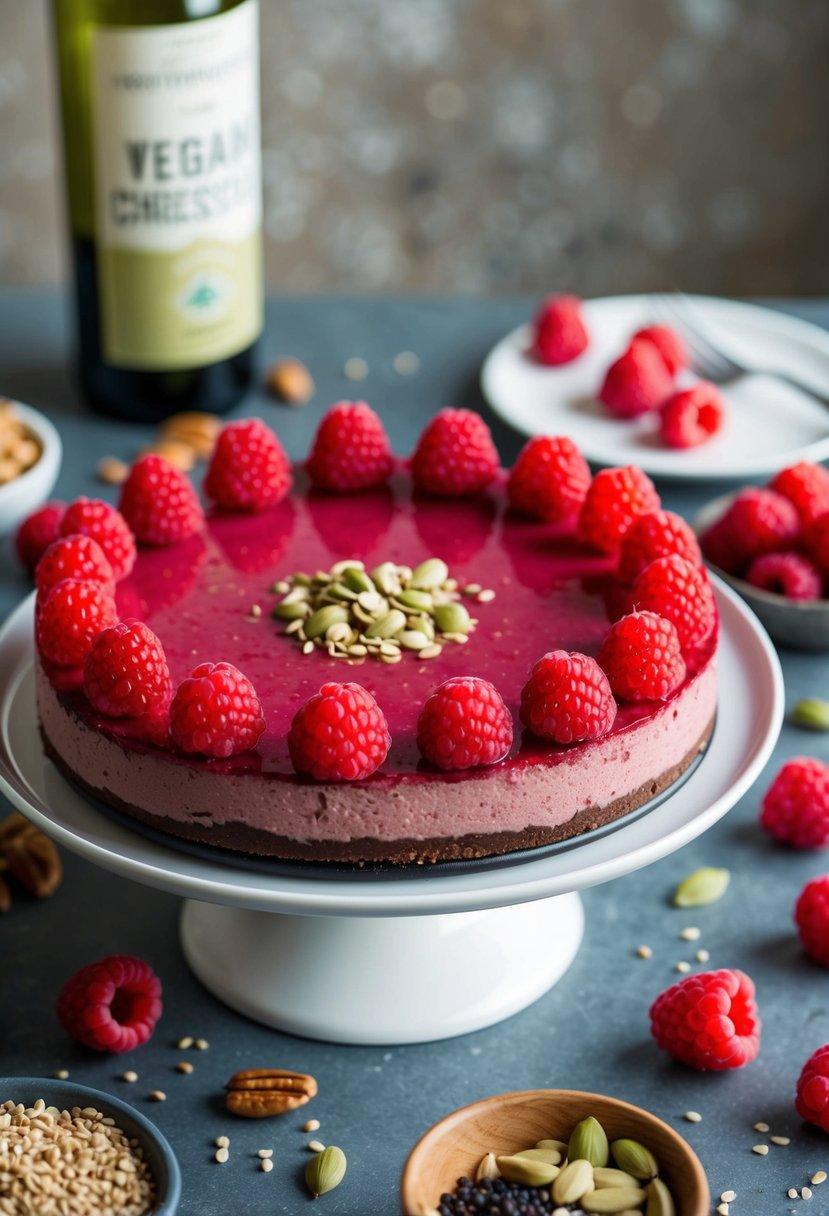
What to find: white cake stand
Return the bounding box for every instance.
[0,584,782,1045]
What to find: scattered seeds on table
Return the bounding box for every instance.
[720,1190,736,1202]
[752,1144,769,1155]
[53,1068,69,1080]
[149,1090,166,1102]
[673,866,730,907]
[266,357,315,405]
[675,961,691,973]
[122,1070,138,1083]
[393,351,420,376]
[195,1038,209,1050]
[96,455,129,485]
[215,1146,229,1164]
[770,1135,791,1145]
[684,1111,702,1123]
[637,945,653,959]
[260,1158,273,1173]
[215,1136,230,1148]
[753,1122,770,1133]
[257,1148,273,1158]
[176,1061,194,1074]
[303,1118,320,1132]
[803,1186,813,1199]
[308,1139,326,1152]
[792,698,829,731]
[178,1035,194,1049]
[789,1188,799,1199]
[696,948,710,963]
[812,1170,827,1184]
[680,926,701,941]
[344,356,368,381]
[717,1204,729,1216]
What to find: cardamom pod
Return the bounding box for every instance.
[305,1145,346,1198]
[792,698,829,731]
[410,558,449,590]
[673,866,730,907]
[552,1158,594,1205]
[568,1116,609,1168]
[611,1138,658,1180]
[512,1147,562,1166]
[535,1139,568,1154]
[495,1154,560,1187]
[433,602,471,635]
[365,609,407,639]
[581,1186,647,1213]
[475,1152,500,1182]
[304,605,350,640]
[645,1177,676,1216]
[593,1167,641,1189]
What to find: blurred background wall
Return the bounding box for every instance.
[1,0,827,297]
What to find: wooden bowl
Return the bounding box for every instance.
[400,1088,709,1216]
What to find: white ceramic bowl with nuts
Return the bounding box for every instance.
[0,399,62,537]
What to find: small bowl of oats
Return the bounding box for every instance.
[0,399,62,537]
[0,1077,181,1214]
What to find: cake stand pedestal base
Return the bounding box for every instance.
[179,892,584,1045]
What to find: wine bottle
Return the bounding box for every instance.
[52,0,263,422]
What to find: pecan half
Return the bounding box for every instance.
[0,812,62,906]
[225,1069,318,1118]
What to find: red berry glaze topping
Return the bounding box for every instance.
[633,324,689,377]
[411,408,499,498]
[649,968,760,1071]
[618,510,702,585]
[631,555,717,654]
[660,382,725,449]
[417,677,513,771]
[83,620,172,719]
[578,465,661,554]
[56,954,162,1053]
[170,661,265,759]
[15,500,65,572]
[507,435,591,523]
[597,610,686,702]
[35,535,115,603]
[795,875,829,967]
[599,337,674,420]
[760,756,829,849]
[36,579,119,668]
[205,418,292,512]
[59,498,136,581]
[288,682,390,781]
[119,455,204,547]
[530,294,589,366]
[520,650,616,745]
[746,551,823,601]
[797,1045,829,1132]
[307,401,394,492]
[771,461,829,527]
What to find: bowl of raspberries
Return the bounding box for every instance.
[696,460,829,649]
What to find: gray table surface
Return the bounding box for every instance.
[1,291,829,1216]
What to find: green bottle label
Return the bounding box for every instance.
[90,1,262,370]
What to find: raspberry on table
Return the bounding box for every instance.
[56,954,162,1053]
[411,408,499,497]
[771,461,829,527]
[119,455,204,547]
[578,465,661,554]
[59,497,136,581]
[417,677,513,770]
[717,488,800,567]
[760,756,829,849]
[170,661,265,759]
[83,620,171,718]
[796,1044,829,1132]
[530,294,589,366]
[660,382,725,449]
[204,417,292,511]
[633,324,689,377]
[520,650,616,744]
[795,876,829,967]
[35,579,119,668]
[618,509,702,584]
[35,535,115,604]
[599,337,674,420]
[631,555,717,654]
[306,400,394,492]
[288,682,390,781]
[597,610,686,702]
[507,434,591,523]
[649,968,761,1071]
[15,500,65,572]
[746,551,823,601]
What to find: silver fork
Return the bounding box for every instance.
[652,293,829,408]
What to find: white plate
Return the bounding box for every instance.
[481,294,829,480]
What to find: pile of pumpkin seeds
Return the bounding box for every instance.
[272,558,494,664]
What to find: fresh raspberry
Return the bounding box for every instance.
[35,535,115,604]
[760,756,829,849]
[36,580,119,668]
[520,650,616,745]
[771,461,829,527]
[204,417,292,511]
[59,498,136,581]
[15,501,65,572]
[618,510,702,585]
[633,324,689,377]
[631,555,717,654]
[796,1045,829,1132]
[597,611,686,702]
[578,465,661,554]
[417,677,513,771]
[119,455,204,546]
[649,969,760,1071]
[660,383,725,449]
[698,517,743,576]
[530,294,589,366]
[746,551,823,601]
[411,408,499,497]
[56,954,162,1053]
[170,661,265,759]
[83,620,171,718]
[288,682,390,781]
[717,488,800,567]
[795,876,829,967]
[804,512,829,579]
[507,435,591,523]
[307,401,394,492]
[599,338,674,420]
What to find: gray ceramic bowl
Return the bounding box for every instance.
[0,1076,181,1214]
[694,493,829,652]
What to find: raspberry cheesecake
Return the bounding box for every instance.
[32,409,718,865]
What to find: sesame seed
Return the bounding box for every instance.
[803,1186,813,1200]
[177,1036,194,1049]
[477,589,496,603]
[753,1122,770,1133]
[393,351,420,376]
[215,1136,230,1149]
[684,1111,702,1123]
[308,1140,325,1152]
[149,1090,166,1103]
[812,1171,827,1185]
[260,1158,273,1173]
[344,356,368,381]
[176,1061,194,1074]
[250,604,262,619]
[770,1135,791,1146]
[788,1188,799,1199]
[122,1071,138,1083]
[215,1147,229,1164]
[720,1191,736,1203]
[752,1144,769,1156]
[696,948,710,963]
[53,1070,69,1080]
[717,1204,729,1215]
[303,1119,320,1132]
[257,1149,273,1158]
[195,1038,209,1050]
[675,961,691,973]
[636,945,653,959]
[680,927,701,941]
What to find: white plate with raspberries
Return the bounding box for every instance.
[481,294,829,480]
